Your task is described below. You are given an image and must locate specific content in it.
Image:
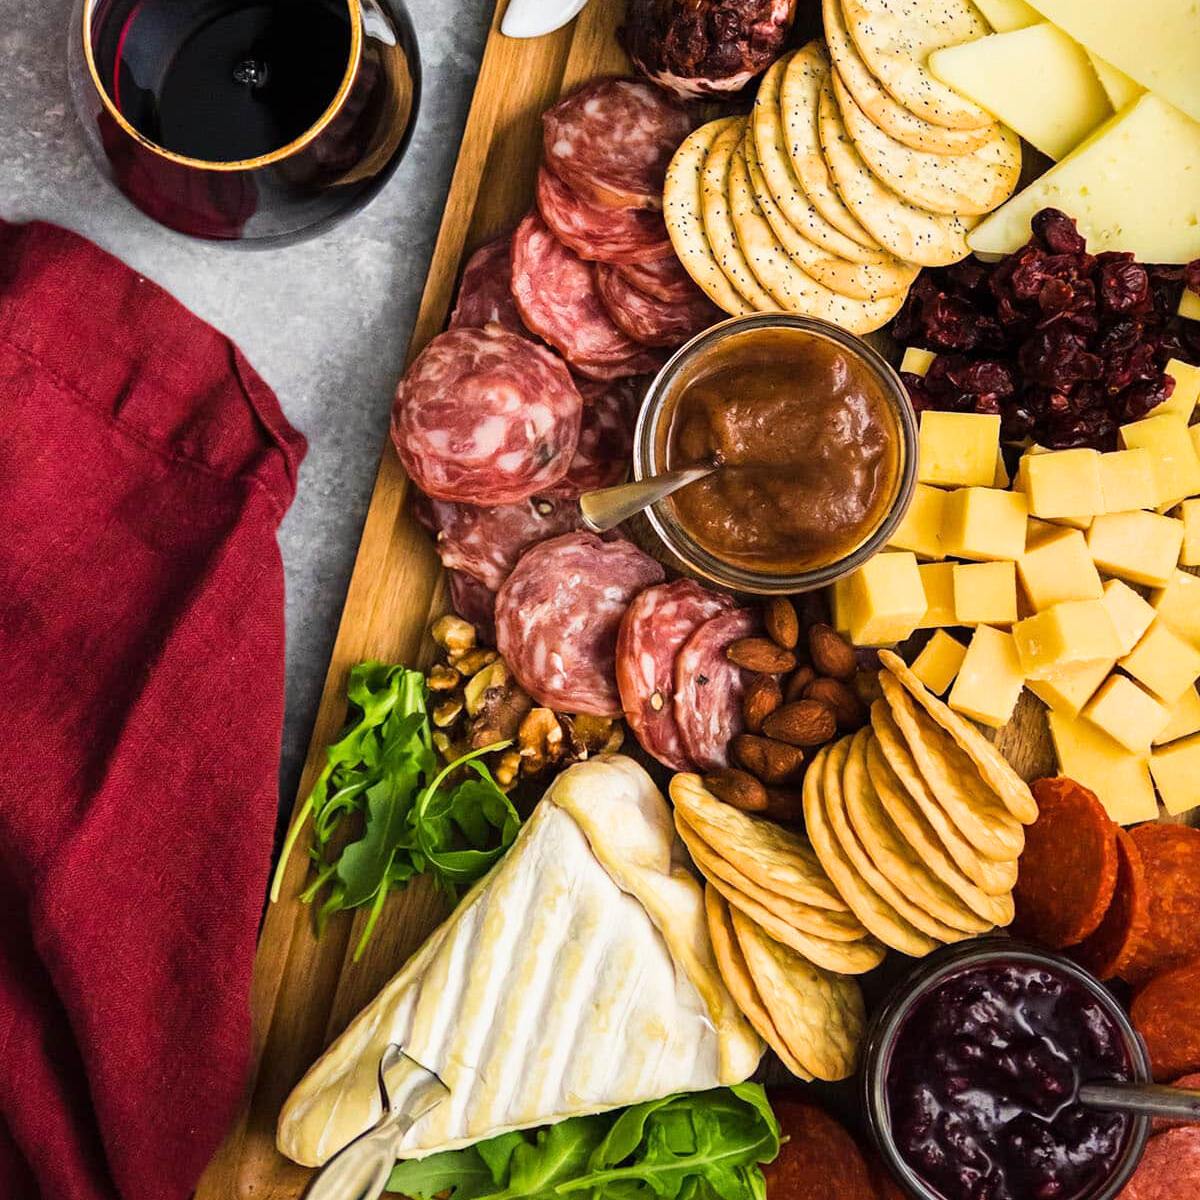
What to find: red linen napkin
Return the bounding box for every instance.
[0,220,306,1200]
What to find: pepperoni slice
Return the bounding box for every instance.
[542,77,693,210]
[536,167,672,265]
[1119,1126,1200,1200]
[1010,777,1119,950]
[543,376,640,497]
[595,262,719,347]
[616,579,734,771]
[673,606,759,772]
[1132,958,1200,1082]
[447,235,525,334]
[616,255,700,303]
[1122,825,1200,984]
[763,1092,878,1200]
[391,325,582,505]
[1070,827,1150,981]
[510,212,666,380]
[447,570,496,645]
[495,532,665,716]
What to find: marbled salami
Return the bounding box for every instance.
[391,324,582,504]
[496,532,665,716]
[595,262,720,347]
[616,255,700,303]
[448,235,525,334]
[617,579,734,771]
[544,376,640,497]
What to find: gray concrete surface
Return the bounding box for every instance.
[0,0,493,815]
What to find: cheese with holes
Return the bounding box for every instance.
[1013,599,1122,678]
[918,412,1001,488]
[1048,710,1158,825]
[1083,675,1170,752]
[1150,735,1200,816]
[968,95,1200,263]
[912,630,968,694]
[949,625,1025,728]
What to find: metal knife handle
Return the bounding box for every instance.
[579,464,716,533]
[1079,1081,1200,1122]
[301,1118,404,1200]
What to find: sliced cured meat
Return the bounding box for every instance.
[1122,825,1200,984]
[1120,1126,1200,1200]
[674,606,759,772]
[425,495,585,591]
[447,570,496,645]
[536,167,672,265]
[762,1092,877,1200]
[495,532,665,716]
[1070,828,1150,981]
[617,579,734,771]
[542,77,693,210]
[544,376,640,497]
[447,235,524,334]
[595,262,720,347]
[616,254,701,303]
[1131,958,1200,1082]
[510,212,666,380]
[391,325,582,505]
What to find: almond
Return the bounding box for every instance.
[808,623,857,680]
[762,699,837,747]
[783,664,816,703]
[803,676,867,730]
[764,786,805,823]
[742,673,783,734]
[703,768,769,812]
[726,637,796,674]
[731,733,806,785]
[764,597,800,650]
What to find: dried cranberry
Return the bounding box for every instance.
[1019,328,1101,389]
[1098,258,1151,314]
[922,294,989,350]
[1031,208,1086,256]
[1121,375,1175,422]
[900,372,936,413]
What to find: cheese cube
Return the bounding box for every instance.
[953,561,1018,626]
[1192,423,1200,460]
[993,449,1011,489]
[1149,734,1200,816]
[1017,527,1103,611]
[1087,510,1184,587]
[1151,570,1200,648]
[900,347,936,376]
[912,631,968,695]
[831,575,856,636]
[949,626,1025,728]
[1120,619,1200,702]
[1155,359,1200,420]
[917,562,957,628]
[888,484,947,560]
[1026,517,1062,548]
[1083,675,1170,752]
[846,553,927,647]
[918,412,1001,488]
[1098,449,1160,513]
[1099,579,1157,657]
[1119,414,1200,508]
[974,0,1039,32]
[942,487,1028,562]
[1027,659,1114,716]
[1013,600,1122,679]
[1153,686,1200,746]
[1088,53,1143,111]
[1181,289,1200,321]
[1180,499,1200,567]
[1048,710,1159,825]
[1024,448,1104,519]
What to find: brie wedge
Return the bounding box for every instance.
[277,755,763,1167]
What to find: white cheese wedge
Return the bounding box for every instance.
[930,24,1111,161]
[1087,53,1143,113]
[1025,0,1200,123]
[276,755,762,1168]
[973,0,1039,32]
[969,94,1200,263]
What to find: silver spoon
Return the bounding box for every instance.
[1079,1081,1200,1123]
[303,1044,449,1200]
[580,464,718,533]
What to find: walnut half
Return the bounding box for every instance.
[518,708,564,776]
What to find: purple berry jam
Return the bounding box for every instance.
[885,961,1133,1200]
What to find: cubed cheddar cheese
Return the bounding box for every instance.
[1098,449,1160,513]
[1082,675,1170,752]
[1151,569,1200,648]
[1149,734,1200,816]
[917,562,957,628]
[1153,686,1200,746]
[1027,659,1114,717]
[831,575,855,636]
[1180,288,1200,320]
[1048,710,1159,825]
[1120,618,1200,703]
[888,484,947,560]
[1016,527,1103,611]
[953,561,1018,626]
[1192,423,1200,462]
[1180,499,1200,567]
[918,412,1001,488]
[1013,599,1122,679]
[1086,510,1184,587]
[846,552,927,647]
[949,625,1025,728]
[1156,359,1200,420]
[900,347,936,376]
[911,631,968,695]
[1099,579,1157,656]
[1023,448,1104,519]
[942,487,1028,562]
[1119,414,1200,508]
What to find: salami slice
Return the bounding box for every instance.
[1122,825,1200,984]
[595,262,720,347]
[392,325,582,505]
[448,236,525,334]
[542,77,693,210]
[536,167,673,265]
[495,532,665,716]
[544,376,640,497]
[674,607,759,772]
[617,579,734,771]
[1070,827,1150,981]
[426,495,585,591]
[510,212,666,380]
[1131,958,1200,1082]
[447,570,496,645]
[616,255,700,303]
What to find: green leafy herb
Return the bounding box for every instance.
[270,661,521,958]
[385,1085,779,1200]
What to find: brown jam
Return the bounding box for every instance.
[659,327,901,576]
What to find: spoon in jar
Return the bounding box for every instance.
[579,464,718,533]
[1078,1081,1200,1123]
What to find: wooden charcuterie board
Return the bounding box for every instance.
[194,2,1061,1195]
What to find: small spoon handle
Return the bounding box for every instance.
[1079,1082,1200,1122]
[580,465,716,533]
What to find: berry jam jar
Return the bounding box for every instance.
[863,940,1151,1200]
